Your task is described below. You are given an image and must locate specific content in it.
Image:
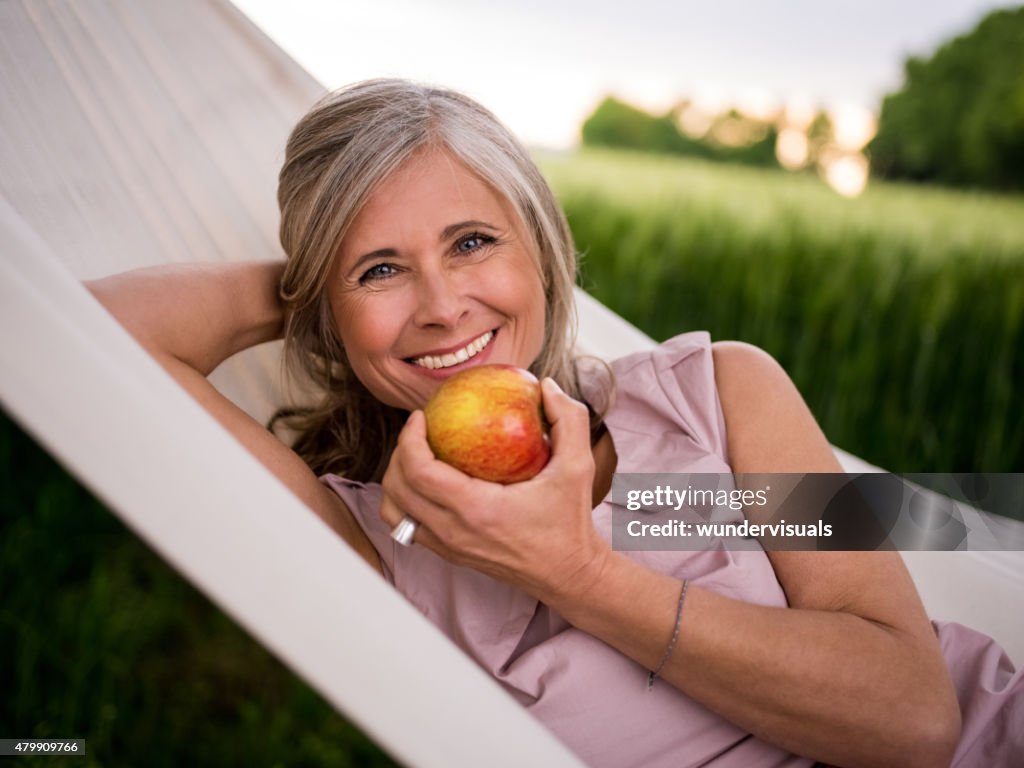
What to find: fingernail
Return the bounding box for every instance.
[543,377,563,394]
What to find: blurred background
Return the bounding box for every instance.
[230,0,1024,476]
[234,0,1021,196]
[3,1,1022,765]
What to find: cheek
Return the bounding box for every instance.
[491,263,547,357]
[333,293,404,360]
[526,280,546,342]
[521,268,548,335]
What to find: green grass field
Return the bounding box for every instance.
[539,148,1024,473]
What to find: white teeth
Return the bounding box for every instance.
[412,331,493,370]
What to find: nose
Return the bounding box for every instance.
[413,268,469,329]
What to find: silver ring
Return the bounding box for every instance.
[390,516,419,546]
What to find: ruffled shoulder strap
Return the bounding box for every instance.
[603,331,730,471]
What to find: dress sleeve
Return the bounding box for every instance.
[318,473,541,675]
[318,474,397,584]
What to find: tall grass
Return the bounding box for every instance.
[540,148,1024,472]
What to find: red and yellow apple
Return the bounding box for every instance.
[423,365,550,484]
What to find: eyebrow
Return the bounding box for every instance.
[345,219,501,275]
[439,219,498,241]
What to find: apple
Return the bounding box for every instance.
[424,364,551,484]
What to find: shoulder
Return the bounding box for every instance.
[712,341,801,432]
[711,341,841,472]
[711,340,785,385]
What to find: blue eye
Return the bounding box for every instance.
[360,263,398,283]
[457,233,495,253]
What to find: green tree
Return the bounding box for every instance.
[870,6,1024,190]
[581,97,779,168]
[581,96,705,156]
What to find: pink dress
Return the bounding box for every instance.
[322,332,1023,767]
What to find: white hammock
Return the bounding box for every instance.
[1,2,1021,766]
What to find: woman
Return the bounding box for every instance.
[86,79,1017,767]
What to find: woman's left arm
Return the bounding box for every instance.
[380,343,961,768]
[551,342,961,768]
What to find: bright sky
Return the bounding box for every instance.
[231,0,1014,150]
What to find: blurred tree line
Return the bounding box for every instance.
[581,7,1023,191]
[581,96,780,167]
[870,6,1024,190]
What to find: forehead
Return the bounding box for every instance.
[342,148,519,253]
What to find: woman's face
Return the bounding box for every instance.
[327,147,547,411]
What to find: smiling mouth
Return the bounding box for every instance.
[408,330,495,370]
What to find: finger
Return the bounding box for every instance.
[380,420,434,530]
[379,481,456,549]
[381,453,450,525]
[394,410,448,485]
[395,409,428,450]
[399,520,453,562]
[541,377,592,460]
[384,421,462,531]
[395,409,477,504]
[383,465,453,531]
[378,489,407,530]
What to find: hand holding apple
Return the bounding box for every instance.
[423,364,550,484]
[379,376,611,604]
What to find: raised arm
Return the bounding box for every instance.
[85,260,287,376]
[84,262,382,574]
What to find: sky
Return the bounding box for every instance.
[230,0,1016,149]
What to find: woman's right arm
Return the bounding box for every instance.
[84,261,384,574]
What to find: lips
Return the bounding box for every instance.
[409,330,495,370]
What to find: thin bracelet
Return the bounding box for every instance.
[648,578,689,690]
